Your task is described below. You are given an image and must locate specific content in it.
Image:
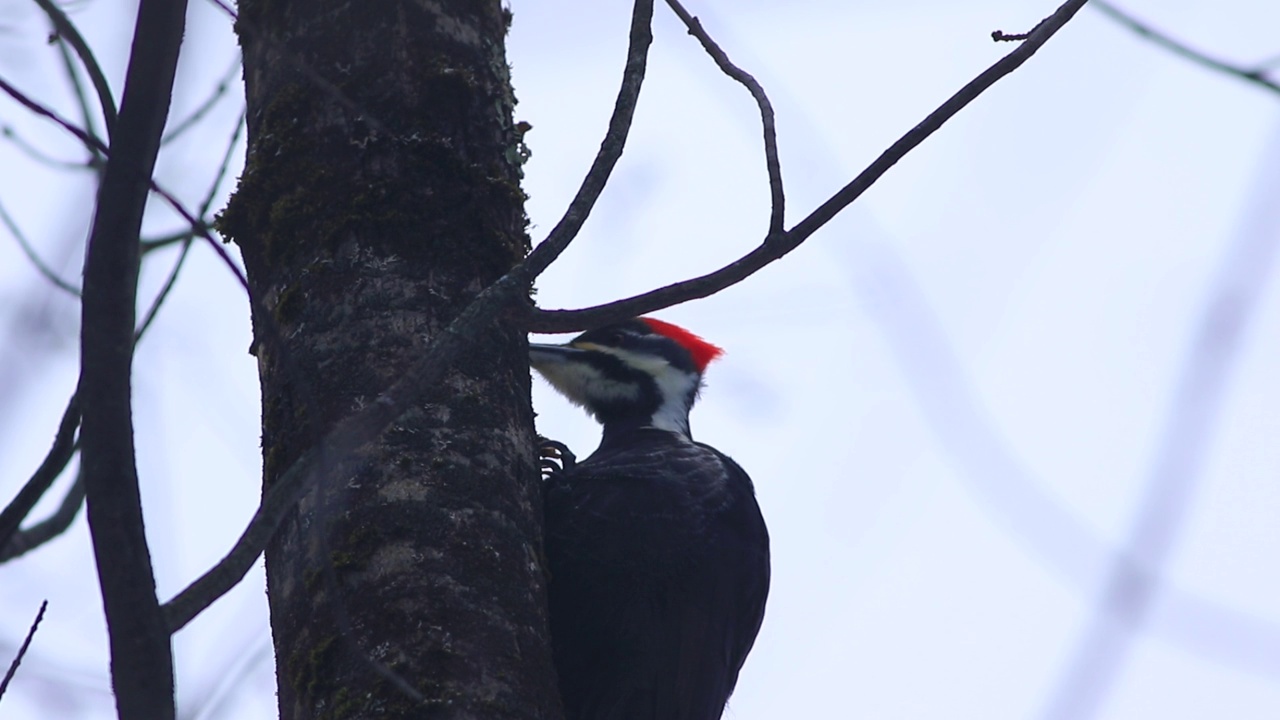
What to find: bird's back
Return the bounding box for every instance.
[544,428,770,720]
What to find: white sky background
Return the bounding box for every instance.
[1,0,1278,718]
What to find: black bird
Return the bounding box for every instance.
[531,317,770,720]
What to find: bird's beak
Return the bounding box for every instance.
[529,342,588,370]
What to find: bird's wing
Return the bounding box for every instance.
[544,435,770,720]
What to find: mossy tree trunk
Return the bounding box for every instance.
[218,1,559,717]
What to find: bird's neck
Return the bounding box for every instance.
[600,412,693,446]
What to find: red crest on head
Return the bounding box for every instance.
[640,317,725,372]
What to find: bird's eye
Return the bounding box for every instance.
[605,331,627,346]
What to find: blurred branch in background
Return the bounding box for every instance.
[845,231,1280,682]
[0,199,80,297]
[1092,1,1280,96]
[0,102,245,565]
[161,56,242,145]
[1037,6,1280,719]
[1039,113,1280,720]
[33,0,118,138]
[178,636,272,720]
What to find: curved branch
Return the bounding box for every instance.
[79,0,188,716]
[529,0,1090,333]
[665,0,784,235]
[0,393,80,553]
[0,472,85,562]
[32,0,118,136]
[523,0,654,278]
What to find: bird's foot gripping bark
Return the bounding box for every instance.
[538,436,576,480]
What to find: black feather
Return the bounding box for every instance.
[544,428,770,720]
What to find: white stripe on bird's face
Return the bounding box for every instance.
[530,346,641,410]
[530,342,701,437]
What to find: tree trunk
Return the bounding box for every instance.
[218,1,558,717]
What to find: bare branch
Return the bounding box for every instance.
[137,110,245,342]
[0,107,239,557]
[0,107,239,556]
[524,0,655,278]
[664,0,784,235]
[141,227,204,252]
[0,473,84,562]
[0,601,48,704]
[79,0,188,716]
[0,74,253,296]
[33,0,118,136]
[0,393,80,555]
[0,111,241,560]
[53,26,106,171]
[529,0,1090,333]
[1092,1,1280,95]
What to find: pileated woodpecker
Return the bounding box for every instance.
[531,317,770,720]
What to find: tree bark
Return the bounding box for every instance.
[219,1,557,718]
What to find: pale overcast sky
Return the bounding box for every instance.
[2,1,1279,718]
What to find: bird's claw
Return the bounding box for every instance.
[539,436,577,479]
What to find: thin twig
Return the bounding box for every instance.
[0,601,48,703]
[0,105,241,560]
[137,109,246,341]
[664,0,784,235]
[0,199,80,296]
[529,0,1091,332]
[141,228,201,252]
[1092,1,1280,94]
[0,124,96,170]
[0,74,252,295]
[183,636,272,720]
[32,0,118,136]
[53,25,106,171]
[162,55,242,144]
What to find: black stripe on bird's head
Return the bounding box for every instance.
[530,318,724,437]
